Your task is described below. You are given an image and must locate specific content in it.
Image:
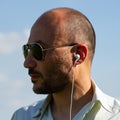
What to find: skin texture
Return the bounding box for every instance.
[24,7,96,120]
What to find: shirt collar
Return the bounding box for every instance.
[91,80,112,113]
[32,95,52,119]
[33,81,113,118]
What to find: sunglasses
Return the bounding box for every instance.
[23,43,76,61]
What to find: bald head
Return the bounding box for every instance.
[31,7,96,61]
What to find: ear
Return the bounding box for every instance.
[74,44,88,64]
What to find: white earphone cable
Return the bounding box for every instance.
[69,73,75,120]
[69,56,79,120]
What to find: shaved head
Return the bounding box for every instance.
[31,7,96,61]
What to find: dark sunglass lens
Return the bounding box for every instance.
[32,44,43,60]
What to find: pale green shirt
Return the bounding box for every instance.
[11,83,120,120]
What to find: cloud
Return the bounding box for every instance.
[0,29,30,55]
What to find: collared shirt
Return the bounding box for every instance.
[11,83,120,120]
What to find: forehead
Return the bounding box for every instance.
[27,24,52,46]
[28,28,65,48]
[27,12,68,47]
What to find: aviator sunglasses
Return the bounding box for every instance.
[23,43,77,61]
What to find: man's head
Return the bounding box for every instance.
[23,7,96,94]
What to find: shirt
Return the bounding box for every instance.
[11,83,120,120]
[41,102,91,120]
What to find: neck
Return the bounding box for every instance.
[50,79,94,120]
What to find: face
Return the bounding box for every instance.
[23,17,74,94]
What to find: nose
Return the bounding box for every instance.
[24,54,37,69]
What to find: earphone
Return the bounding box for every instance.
[70,55,80,120]
[74,54,80,64]
[69,54,81,120]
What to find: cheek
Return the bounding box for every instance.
[45,54,73,80]
[44,48,74,77]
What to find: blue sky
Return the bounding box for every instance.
[0,0,120,120]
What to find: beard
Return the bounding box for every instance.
[32,58,73,94]
[33,80,68,94]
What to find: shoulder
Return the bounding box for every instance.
[105,94,120,113]
[106,95,120,119]
[98,87,120,117]
[93,82,120,114]
[11,98,45,120]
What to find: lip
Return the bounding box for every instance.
[29,74,40,82]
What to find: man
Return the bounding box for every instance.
[11,7,120,120]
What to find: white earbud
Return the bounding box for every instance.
[74,54,80,66]
[75,54,80,61]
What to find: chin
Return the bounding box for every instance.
[32,86,50,94]
[33,88,55,94]
[32,83,68,94]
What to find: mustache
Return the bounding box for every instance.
[28,69,43,78]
